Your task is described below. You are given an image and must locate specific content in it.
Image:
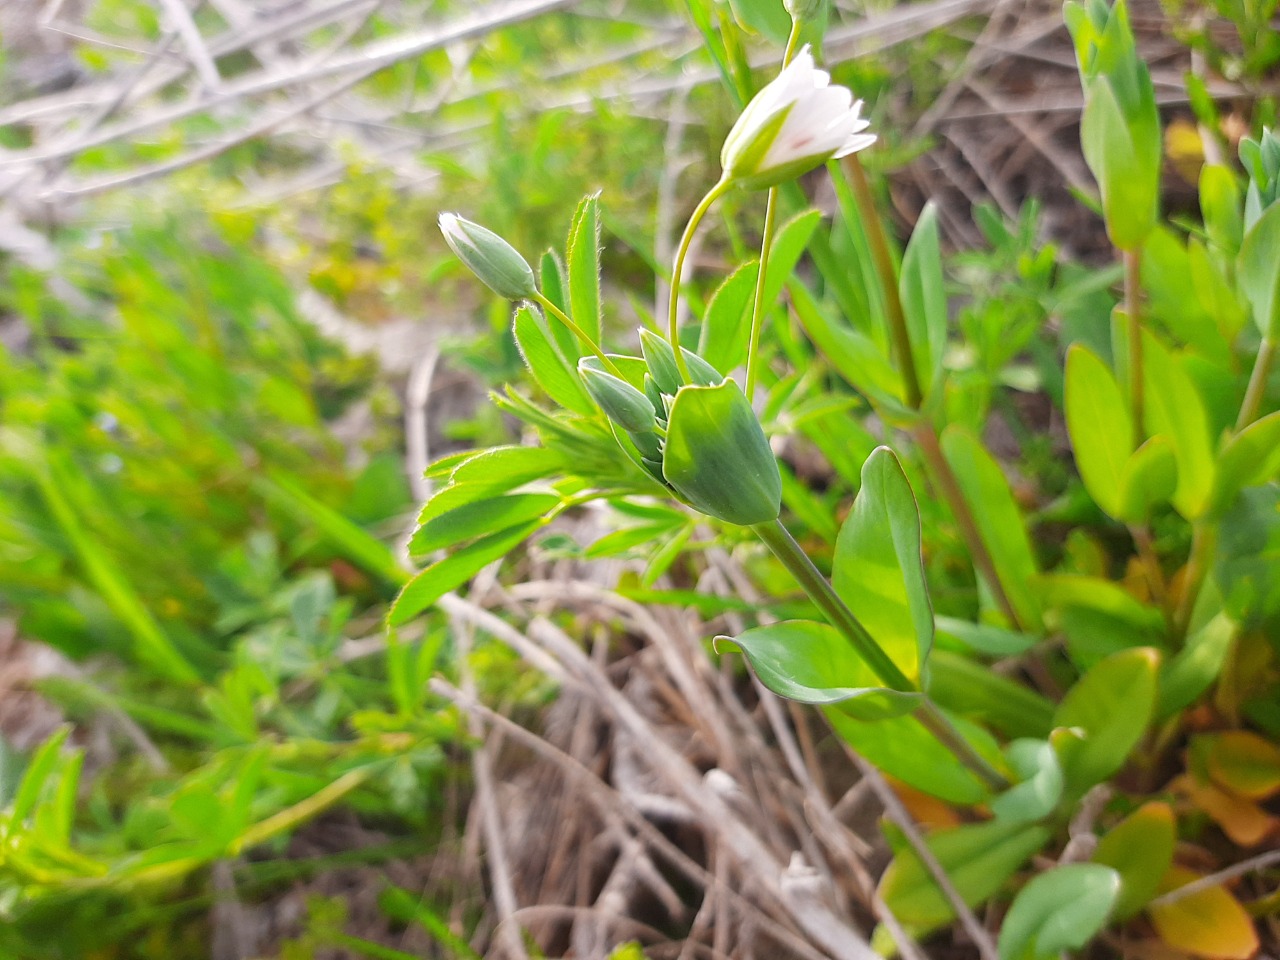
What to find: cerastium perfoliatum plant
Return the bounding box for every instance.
[402,0,1279,955]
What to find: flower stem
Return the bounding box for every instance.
[745,187,780,399]
[751,518,913,692]
[1237,336,1274,431]
[844,153,923,408]
[750,518,1009,791]
[532,292,622,379]
[668,179,731,382]
[1123,247,1145,450]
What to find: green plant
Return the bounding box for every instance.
[395,0,1279,955]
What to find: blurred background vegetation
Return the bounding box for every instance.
[0,0,1276,956]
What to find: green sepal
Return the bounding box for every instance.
[662,378,781,525]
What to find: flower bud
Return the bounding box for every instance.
[638,329,724,391]
[720,46,875,192]
[438,213,537,301]
[785,0,826,21]
[662,378,782,526]
[578,359,658,433]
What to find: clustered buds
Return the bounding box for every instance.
[579,333,781,527]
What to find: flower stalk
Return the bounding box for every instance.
[667,179,731,382]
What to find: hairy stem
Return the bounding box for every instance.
[1123,247,1145,449]
[750,518,1010,792]
[668,179,730,381]
[532,293,622,378]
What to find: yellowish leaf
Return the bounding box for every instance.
[1174,774,1278,847]
[1207,731,1280,800]
[1149,867,1259,960]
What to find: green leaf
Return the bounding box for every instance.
[719,620,920,717]
[539,248,578,361]
[727,0,790,42]
[389,520,545,626]
[6,726,71,837]
[934,617,1038,657]
[926,650,1054,742]
[940,426,1042,630]
[1208,410,1280,515]
[831,447,932,683]
[662,379,781,526]
[763,209,824,306]
[1158,611,1236,718]
[642,522,693,587]
[790,282,904,407]
[990,738,1063,824]
[410,493,561,557]
[1092,801,1175,919]
[997,864,1120,960]
[877,818,1051,930]
[513,306,594,415]
[1239,202,1280,336]
[699,260,758,372]
[1053,647,1159,796]
[1115,436,1177,521]
[826,706,1000,805]
[1142,332,1214,519]
[1200,164,1244,258]
[1064,344,1130,517]
[567,193,603,344]
[448,445,566,492]
[899,202,947,394]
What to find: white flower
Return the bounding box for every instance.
[720,46,876,191]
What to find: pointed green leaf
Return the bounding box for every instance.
[1053,647,1159,796]
[719,620,920,717]
[410,493,561,558]
[1209,410,1280,515]
[928,650,1055,738]
[513,306,595,415]
[390,520,545,626]
[878,818,1051,930]
[1239,202,1280,336]
[832,446,932,683]
[899,202,947,394]
[567,193,603,343]
[1093,802,1176,919]
[763,209,824,305]
[699,260,759,372]
[997,864,1120,960]
[1065,344,1130,517]
[790,282,904,406]
[1115,435,1177,521]
[1142,332,1214,518]
[940,426,1042,630]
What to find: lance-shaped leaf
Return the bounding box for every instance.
[566,193,603,343]
[1142,332,1214,519]
[513,306,594,415]
[662,379,781,526]
[997,864,1121,960]
[832,446,932,684]
[1064,344,1130,517]
[899,202,948,394]
[1093,801,1175,919]
[718,620,920,719]
[1240,202,1280,336]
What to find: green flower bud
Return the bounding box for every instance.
[578,359,658,433]
[662,378,781,526]
[438,213,537,300]
[1241,127,1280,228]
[784,0,826,22]
[638,329,724,390]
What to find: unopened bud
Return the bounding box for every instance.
[579,360,658,433]
[784,0,826,22]
[438,213,537,301]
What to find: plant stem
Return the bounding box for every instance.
[1173,522,1216,640]
[668,179,730,382]
[751,521,1009,790]
[843,154,1025,630]
[532,292,621,378]
[913,421,1026,632]
[745,187,780,399]
[843,154,923,408]
[1237,336,1274,431]
[743,22,803,401]
[1123,247,1145,449]
[751,518,913,692]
